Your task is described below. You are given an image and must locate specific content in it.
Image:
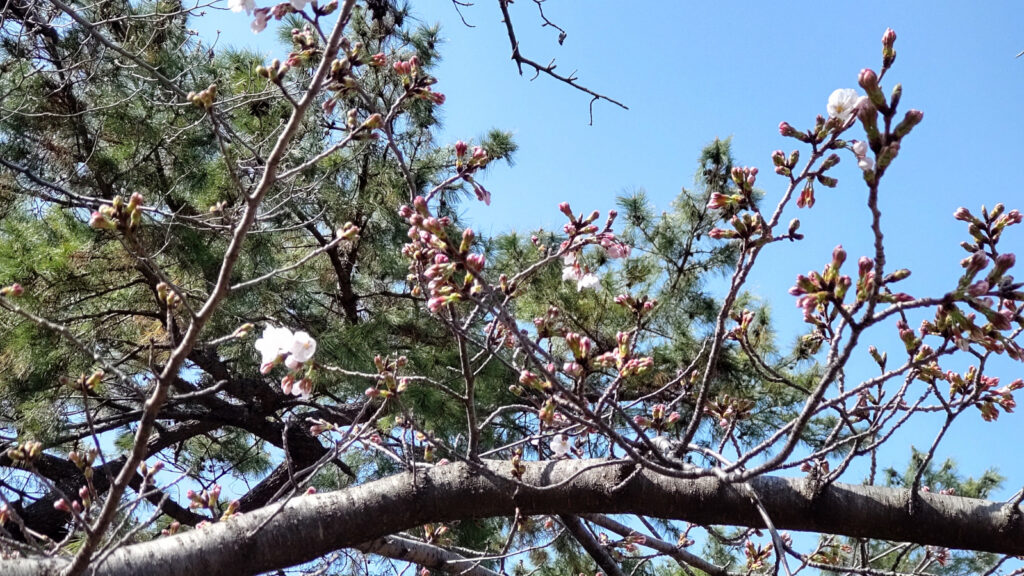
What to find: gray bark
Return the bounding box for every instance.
[3,458,1021,576]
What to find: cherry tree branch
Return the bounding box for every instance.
[5,458,1024,576]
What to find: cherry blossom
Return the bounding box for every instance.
[250,8,269,33]
[549,434,570,457]
[289,331,317,363]
[254,326,317,374]
[827,88,859,123]
[228,0,255,15]
[852,140,874,172]
[576,272,600,291]
[255,326,294,373]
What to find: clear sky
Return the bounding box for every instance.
[197,1,1024,497]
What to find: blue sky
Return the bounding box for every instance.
[197,1,1024,496]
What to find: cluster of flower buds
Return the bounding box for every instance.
[160,521,181,537]
[789,245,853,323]
[537,397,558,428]
[307,417,335,437]
[285,25,319,68]
[399,196,486,314]
[0,283,22,298]
[597,531,646,556]
[53,496,84,517]
[484,319,520,349]
[613,293,656,318]
[422,523,449,545]
[592,331,653,377]
[799,457,831,477]
[341,108,383,139]
[708,212,764,241]
[770,149,800,178]
[510,447,526,479]
[727,309,756,340]
[77,484,94,510]
[744,539,774,571]
[390,55,446,105]
[632,403,680,433]
[139,460,164,487]
[515,369,552,395]
[852,39,923,175]
[927,546,950,567]
[255,59,291,83]
[89,193,145,232]
[704,167,761,214]
[364,355,409,399]
[6,440,42,464]
[68,448,98,479]
[451,141,493,204]
[704,395,754,429]
[532,306,562,340]
[187,484,222,511]
[156,281,182,309]
[945,367,1022,421]
[187,84,217,109]
[564,332,593,362]
[555,203,630,289]
[955,204,1022,270]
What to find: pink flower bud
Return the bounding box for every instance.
[858,68,879,92]
[466,253,486,272]
[882,28,897,49]
[455,140,467,157]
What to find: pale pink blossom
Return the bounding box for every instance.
[289,331,317,362]
[250,8,269,33]
[228,0,255,14]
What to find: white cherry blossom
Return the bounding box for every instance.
[228,0,255,15]
[255,326,294,372]
[827,88,859,123]
[576,273,600,291]
[289,331,317,362]
[550,434,570,457]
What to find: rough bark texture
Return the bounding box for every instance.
[4,458,1022,576]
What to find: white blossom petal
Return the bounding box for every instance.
[576,273,600,291]
[827,88,859,123]
[228,0,255,15]
[289,331,317,362]
[255,326,293,368]
[550,434,570,457]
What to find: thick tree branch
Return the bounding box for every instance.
[559,514,625,576]
[4,459,1024,576]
